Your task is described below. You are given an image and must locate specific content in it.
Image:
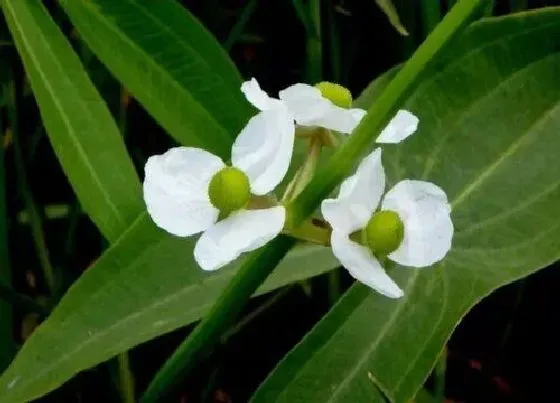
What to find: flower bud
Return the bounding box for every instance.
[315,81,352,109]
[208,167,250,216]
[364,210,404,258]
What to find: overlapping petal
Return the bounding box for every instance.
[193,206,286,271]
[321,148,386,233]
[331,232,403,298]
[143,147,224,237]
[382,180,453,268]
[232,108,295,195]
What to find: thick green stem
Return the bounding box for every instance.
[140,236,296,401]
[142,1,485,399]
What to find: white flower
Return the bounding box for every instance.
[241,78,419,141]
[143,107,294,271]
[321,148,454,298]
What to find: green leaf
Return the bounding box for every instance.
[1,0,143,242]
[0,213,338,402]
[59,0,252,159]
[252,8,560,403]
[375,0,409,36]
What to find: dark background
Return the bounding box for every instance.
[1,1,559,402]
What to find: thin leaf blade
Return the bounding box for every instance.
[59,0,252,158]
[2,0,143,241]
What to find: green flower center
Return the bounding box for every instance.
[314,81,353,109]
[208,167,250,216]
[364,210,404,258]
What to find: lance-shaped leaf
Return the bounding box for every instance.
[252,9,560,403]
[2,0,143,242]
[59,0,252,158]
[0,213,338,402]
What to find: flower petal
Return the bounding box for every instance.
[143,147,224,237]
[381,180,453,268]
[305,106,366,134]
[232,108,295,195]
[241,78,282,111]
[321,148,385,233]
[194,206,286,271]
[331,231,403,298]
[278,83,332,125]
[376,110,419,144]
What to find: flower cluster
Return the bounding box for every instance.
[143,78,453,298]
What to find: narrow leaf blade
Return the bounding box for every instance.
[59,0,252,158]
[2,0,143,241]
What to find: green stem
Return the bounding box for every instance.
[141,1,485,399]
[117,353,135,403]
[224,0,259,51]
[8,80,56,294]
[0,282,49,317]
[282,136,322,202]
[434,347,447,402]
[284,218,330,246]
[420,1,441,38]
[327,2,341,82]
[305,0,322,83]
[221,285,293,342]
[288,0,486,226]
[140,235,296,402]
[327,269,341,305]
[0,105,15,370]
[116,84,135,403]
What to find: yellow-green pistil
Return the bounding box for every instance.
[314,81,352,109]
[364,210,404,258]
[208,167,250,216]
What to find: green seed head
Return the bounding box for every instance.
[208,167,251,216]
[314,81,353,109]
[364,210,404,258]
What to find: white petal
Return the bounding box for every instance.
[321,148,385,233]
[241,78,282,111]
[305,106,367,134]
[278,83,332,125]
[232,108,295,195]
[376,110,419,144]
[143,147,224,237]
[381,180,453,268]
[194,206,286,271]
[331,231,403,298]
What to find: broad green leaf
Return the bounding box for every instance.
[59,0,252,159]
[0,213,338,402]
[253,9,560,403]
[1,0,143,241]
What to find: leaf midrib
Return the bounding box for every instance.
[3,0,127,234]
[71,0,234,142]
